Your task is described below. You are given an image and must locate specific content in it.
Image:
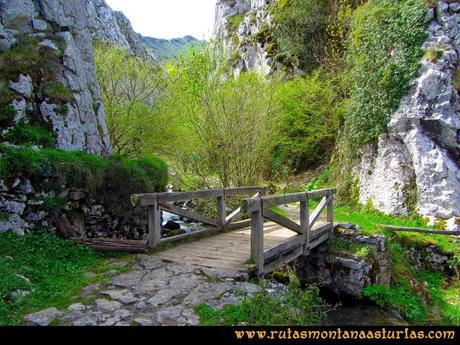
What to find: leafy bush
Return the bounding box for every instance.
[272,72,344,175]
[0,231,98,325]
[195,279,328,325]
[272,0,330,72]
[345,0,428,146]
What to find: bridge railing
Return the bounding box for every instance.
[131,186,269,249]
[242,188,336,276]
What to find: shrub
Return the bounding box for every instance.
[272,72,344,175]
[344,0,428,146]
[272,0,330,72]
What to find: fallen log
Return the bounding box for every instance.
[71,237,147,253]
[380,225,460,236]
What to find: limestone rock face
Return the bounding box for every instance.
[0,0,113,156]
[83,0,156,62]
[357,2,460,227]
[213,0,276,76]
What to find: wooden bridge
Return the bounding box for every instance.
[131,187,336,276]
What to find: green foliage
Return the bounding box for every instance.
[195,279,328,325]
[0,231,98,325]
[41,197,66,213]
[272,72,344,175]
[157,47,277,188]
[0,105,16,129]
[94,42,167,158]
[345,0,428,146]
[3,122,55,147]
[0,146,168,211]
[272,0,330,72]
[363,284,427,324]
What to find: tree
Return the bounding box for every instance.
[93,42,167,157]
[157,47,278,188]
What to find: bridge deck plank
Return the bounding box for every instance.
[154,221,329,272]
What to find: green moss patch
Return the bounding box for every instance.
[0,146,168,212]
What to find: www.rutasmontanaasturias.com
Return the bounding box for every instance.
[233,328,456,341]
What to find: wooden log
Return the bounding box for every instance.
[226,219,252,230]
[160,203,219,227]
[263,234,305,262]
[71,238,147,253]
[381,225,460,236]
[263,209,304,234]
[160,227,223,245]
[309,196,331,228]
[309,231,331,250]
[310,223,332,241]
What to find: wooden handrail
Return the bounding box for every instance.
[132,186,269,207]
[243,189,335,276]
[132,186,268,249]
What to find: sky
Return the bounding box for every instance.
[105,0,217,40]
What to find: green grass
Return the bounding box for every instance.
[0,146,168,209]
[3,122,56,147]
[0,231,133,325]
[0,231,91,325]
[44,81,72,103]
[195,279,328,326]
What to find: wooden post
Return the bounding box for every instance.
[250,199,264,276]
[217,190,226,228]
[327,192,334,236]
[147,202,162,249]
[300,194,310,255]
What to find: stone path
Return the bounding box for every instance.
[24,255,260,326]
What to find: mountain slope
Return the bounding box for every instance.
[141,35,204,61]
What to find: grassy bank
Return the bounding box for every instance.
[0,231,132,325]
